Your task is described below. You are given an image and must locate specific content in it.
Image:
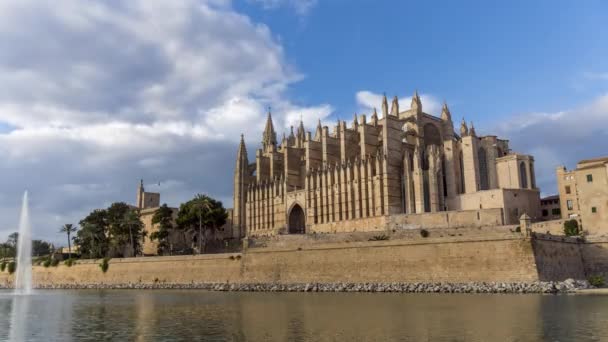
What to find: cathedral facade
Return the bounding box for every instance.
[233,92,540,238]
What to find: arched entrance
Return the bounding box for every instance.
[288,204,305,234]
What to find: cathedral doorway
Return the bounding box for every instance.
[288,204,305,234]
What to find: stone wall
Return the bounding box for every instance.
[308,208,505,234]
[581,240,608,278]
[530,235,585,281]
[1,235,594,288]
[530,219,567,236]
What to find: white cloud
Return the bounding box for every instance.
[249,0,318,15]
[356,90,442,117]
[583,71,608,81]
[496,93,608,195]
[0,0,330,243]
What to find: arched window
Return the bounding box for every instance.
[478,147,489,190]
[519,161,528,189]
[459,151,465,194]
[423,124,442,146]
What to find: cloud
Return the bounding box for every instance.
[0,0,331,243]
[355,90,442,117]
[249,0,318,16]
[496,93,608,195]
[583,71,608,81]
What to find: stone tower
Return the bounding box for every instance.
[233,134,249,239]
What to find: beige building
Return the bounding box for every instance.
[540,195,561,221]
[557,157,608,236]
[233,92,540,238]
[135,180,180,256]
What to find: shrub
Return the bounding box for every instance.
[7,262,16,274]
[420,229,430,238]
[236,255,242,260]
[64,259,75,267]
[99,258,110,273]
[43,259,52,268]
[0,261,6,272]
[51,259,60,267]
[588,275,605,287]
[369,234,390,241]
[564,219,580,236]
[515,226,521,233]
[229,255,235,260]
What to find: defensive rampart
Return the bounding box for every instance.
[2,231,604,288]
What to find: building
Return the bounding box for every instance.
[135,180,179,255]
[557,157,608,236]
[233,92,541,238]
[540,195,561,221]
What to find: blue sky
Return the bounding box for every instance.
[0,0,606,243]
[236,0,608,126]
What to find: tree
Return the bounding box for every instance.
[564,219,580,237]
[32,240,52,257]
[121,209,145,257]
[150,204,174,255]
[176,194,228,254]
[75,209,109,259]
[59,224,78,259]
[7,232,18,248]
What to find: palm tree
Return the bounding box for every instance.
[59,224,78,260]
[192,195,213,254]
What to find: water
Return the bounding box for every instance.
[14,191,32,294]
[1,290,607,341]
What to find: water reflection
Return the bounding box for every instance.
[1,290,607,341]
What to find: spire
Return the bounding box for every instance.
[371,107,378,126]
[381,93,389,117]
[469,121,476,136]
[296,116,306,144]
[441,101,451,121]
[314,119,323,141]
[288,126,295,146]
[460,118,469,137]
[390,96,399,116]
[262,109,277,150]
[353,113,359,129]
[411,90,422,115]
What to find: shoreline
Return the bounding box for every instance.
[0,280,595,294]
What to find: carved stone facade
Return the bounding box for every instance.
[233,92,541,238]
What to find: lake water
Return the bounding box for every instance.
[0,290,607,341]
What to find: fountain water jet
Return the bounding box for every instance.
[14,191,32,294]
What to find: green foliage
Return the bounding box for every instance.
[75,209,109,259]
[564,219,580,236]
[75,203,145,258]
[369,234,390,241]
[99,257,110,273]
[43,259,52,268]
[32,240,52,257]
[420,229,430,238]
[51,259,60,267]
[64,258,76,267]
[177,194,228,254]
[151,204,174,255]
[0,232,19,259]
[588,275,605,287]
[7,261,16,274]
[59,223,78,259]
[0,261,6,272]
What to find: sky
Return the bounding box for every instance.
[0,0,607,244]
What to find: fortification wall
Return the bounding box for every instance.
[531,236,585,281]
[530,219,567,236]
[582,240,608,278]
[0,237,583,288]
[309,209,504,234]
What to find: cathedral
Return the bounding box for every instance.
[233,92,540,238]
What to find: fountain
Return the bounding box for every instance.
[14,191,32,294]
